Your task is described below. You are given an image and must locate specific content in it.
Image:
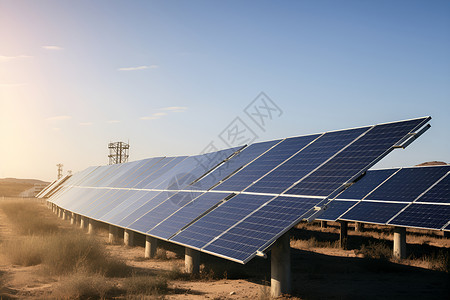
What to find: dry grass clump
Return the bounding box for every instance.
[0,201,59,235]
[421,251,450,273]
[123,274,168,296]
[51,272,116,299]
[1,236,44,266]
[356,241,392,260]
[291,237,339,249]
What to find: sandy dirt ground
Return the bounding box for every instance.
[1,200,449,299]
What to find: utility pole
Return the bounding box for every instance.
[108,142,130,164]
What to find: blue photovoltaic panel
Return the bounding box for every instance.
[118,191,180,227]
[247,127,368,194]
[190,139,281,190]
[316,200,358,221]
[99,191,160,224]
[340,201,407,224]
[215,134,321,192]
[165,147,242,190]
[171,194,273,249]
[135,156,187,189]
[123,157,171,188]
[106,159,156,187]
[388,203,450,230]
[365,167,449,202]
[128,191,203,234]
[337,169,399,200]
[415,171,450,204]
[203,196,320,263]
[118,157,164,187]
[287,118,428,197]
[149,192,231,239]
[89,190,134,219]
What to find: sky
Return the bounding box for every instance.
[0,0,449,182]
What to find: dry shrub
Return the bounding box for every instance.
[0,201,59,235]
[1,236,44,266]
[423,251,450,273]
[291,237,339,249]
[123,274,168,296]
[40,232,131,277]
[165,263,190,281]
[51,272,115,299]
[2,233,131,277]
[155,248,168,260]
[357,241,392,260]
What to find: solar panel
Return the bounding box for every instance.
[364,167,449,202]
[340,201,408,224]
[316,200,358,221]
[286,118,428,197]
[44,117,433,264]
[171,194,273,250]
[202,196,321,263]
[128,191,203,234]
[388,203,450,230]
[414,172,450,204]
[190,139,281,191]
[148,192,232,239]
[337,169,399,200]
[214,134,321,192]
[246,127,369,194]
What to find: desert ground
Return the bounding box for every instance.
[0,185,449,299]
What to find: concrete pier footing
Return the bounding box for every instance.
[145,236,158,258]
[108,225,119,244]
[88,220,95,234]
[355,222,364,232]
[320,221,327,229]
[70,213,76,225]
[393,227,406,259]
[340,221,348,249]
[271,232,291,298]
[124,229,134,246]
[80,216,86,229]
[185,248,200,274]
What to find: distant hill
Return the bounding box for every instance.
[415,161,448,167]
[0,178,50,197]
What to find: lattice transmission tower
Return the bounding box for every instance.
[108,142,130,165]
[56,164,63,179]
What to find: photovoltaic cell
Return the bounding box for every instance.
[215,134,321,192]
[316,200,358,221]
[128,191,203,234]
[287,118,427,197]
[388,203,450,230]
[414,171,450,204]
[247,127,368,194]
[149,192,231,239]
[203,196,320,262]
[190,139,281,190]
[171,194,273,249]
[340,201,407,224]
[337,169,399,200]
[365,167,449,202]
[135,157,187,189]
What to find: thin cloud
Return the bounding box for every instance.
[42,45,63,50]
[118,65,158,71]
[79,122,93,126]
[46,115,72,121]
[0,55,32,62]
[161,106,188,112]
[107,120,121,124]
[140,112,168,120]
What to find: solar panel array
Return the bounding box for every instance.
[42,117,431,263]
[317,165,450,231]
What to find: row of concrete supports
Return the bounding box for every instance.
[49,202,427,297]
[48,202,289,296]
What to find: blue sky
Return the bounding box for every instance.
[0,0,449,181]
